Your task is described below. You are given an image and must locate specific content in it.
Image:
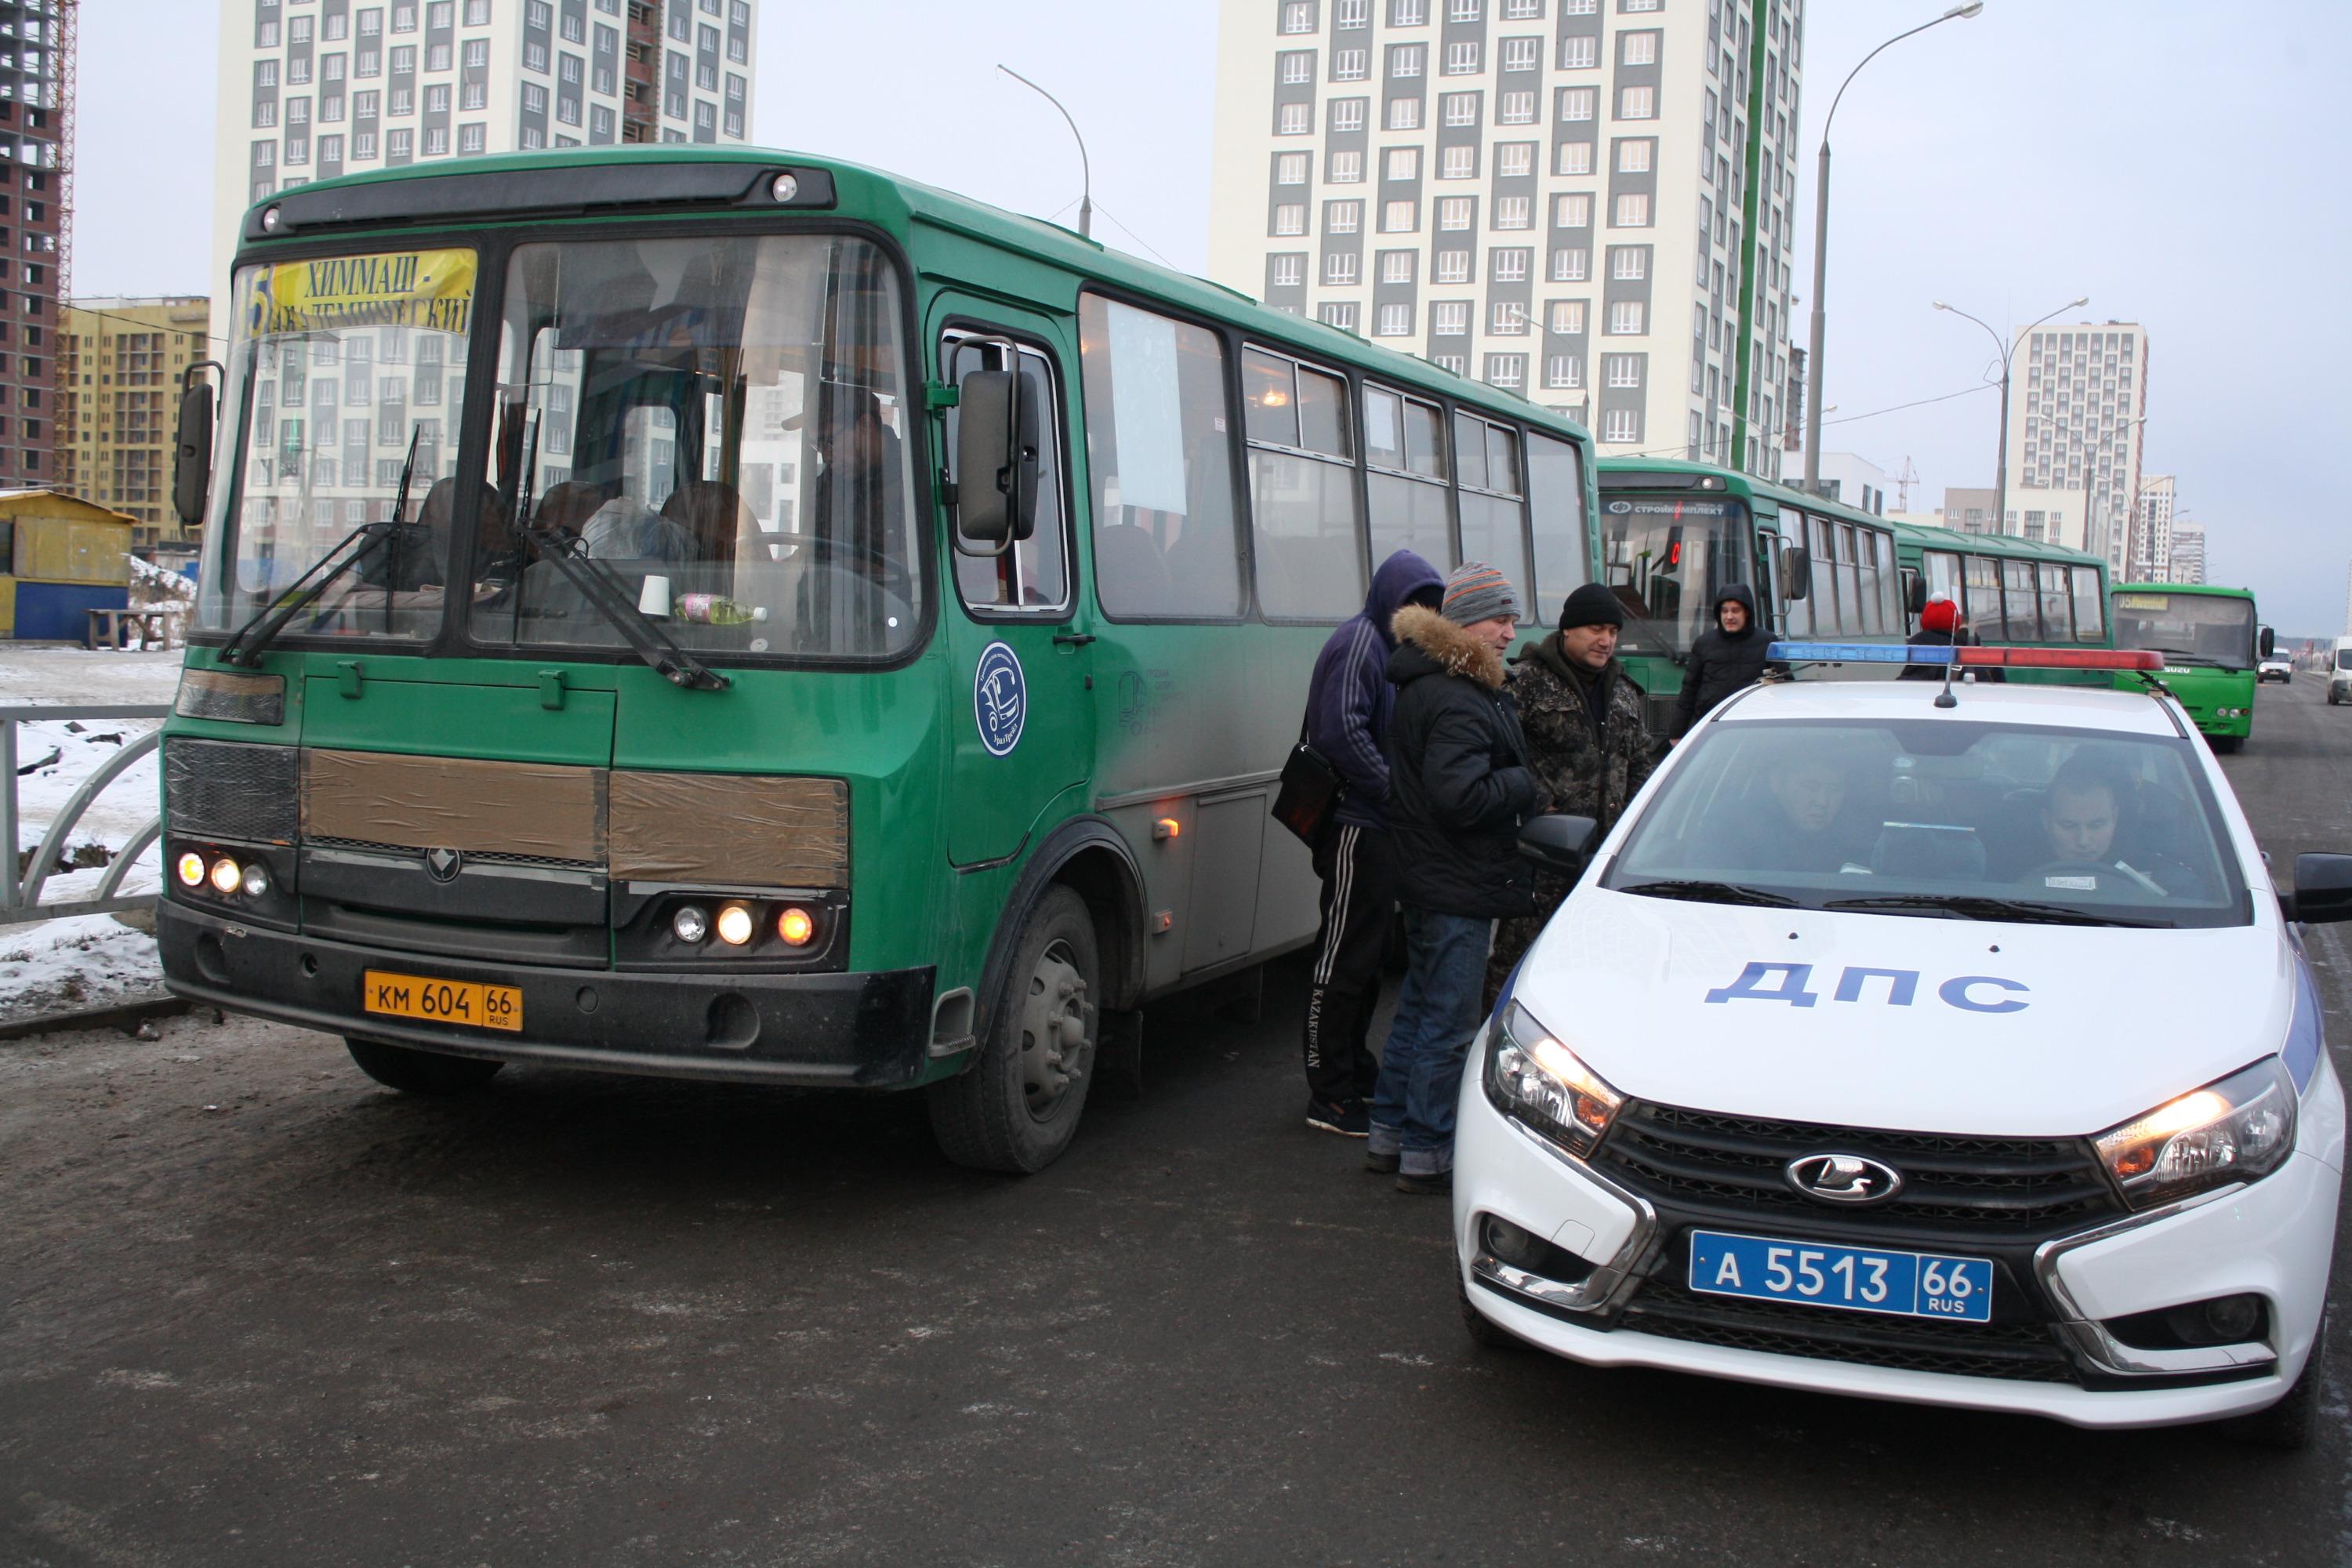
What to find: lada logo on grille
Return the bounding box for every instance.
[424,847,464,883]
[1785,1152,1904,1206]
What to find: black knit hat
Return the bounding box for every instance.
[1559,581,1625,631]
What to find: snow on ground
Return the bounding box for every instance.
[2,644,184,1024]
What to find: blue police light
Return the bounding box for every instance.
[1765,641,1954,665]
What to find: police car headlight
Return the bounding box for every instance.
[2093,1058,2296,1210]
[1483,1001,1624,1159]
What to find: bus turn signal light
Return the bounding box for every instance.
[177,852,206,887]
[778,907,815,947]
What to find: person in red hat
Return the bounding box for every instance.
[1900,593,1965,681]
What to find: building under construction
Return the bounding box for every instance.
[0,1,71,492]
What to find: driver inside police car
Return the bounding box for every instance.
[2031,757,2197,896]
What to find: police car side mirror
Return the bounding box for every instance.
[2281,852,2352,925]
[1519,813,1600,874]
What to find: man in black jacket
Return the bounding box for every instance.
[1369,562,1548,1195]
[1672,583,1777,735]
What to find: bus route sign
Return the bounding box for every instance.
[246,249,478,337]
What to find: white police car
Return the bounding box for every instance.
[1456,643,2350,1444]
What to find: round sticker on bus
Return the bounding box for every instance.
[974,641,1027,757]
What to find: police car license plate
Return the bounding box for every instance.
[1686,1229,1993,1323]
[362,969,523,1033]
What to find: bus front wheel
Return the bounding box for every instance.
[344,1036,505,1095]
[2212,734,2245,754]
[929,885,1102,1174]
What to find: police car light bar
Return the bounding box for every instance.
[1765,642,1946,664]
[1956,646,2166,671]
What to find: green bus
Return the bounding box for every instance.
[1595,459,1904,733]
[156,147,1600,1173]
[2108,583,2271,750]
[1886,521,2112,686]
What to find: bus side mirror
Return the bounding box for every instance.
[2259,625,2277,659]
[173,381,216,530]
[1519,813,1600,875]
[953,368,1038,549]
[1779,544,1809,601]
[2281,852,2352,924]
[1904,570,1927,616]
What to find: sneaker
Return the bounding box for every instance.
[1306,1097,1370,1138]
[1395,1167,1453,1196]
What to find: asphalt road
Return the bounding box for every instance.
[5,677,2351,1567]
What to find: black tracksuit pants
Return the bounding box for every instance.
[1302,822,1397,1104]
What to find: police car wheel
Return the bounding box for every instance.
[2219,1310,2329,1452]
[343,1035,504,1095]
[1457,1275,1526,1352]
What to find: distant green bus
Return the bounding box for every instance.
[156,147,1601,1174]
[1886,521,2111,686]
[2108,583,2270,750]
[1595,459,1904,734]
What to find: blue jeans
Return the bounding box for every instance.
[1369,906,1493,1176]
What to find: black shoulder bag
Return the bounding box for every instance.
[1271,713,1345,847]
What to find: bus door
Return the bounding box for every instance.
[932,307,1093,867]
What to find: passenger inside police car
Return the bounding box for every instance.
[1689,741,1879,875]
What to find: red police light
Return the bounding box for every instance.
[1955,647,2165,671]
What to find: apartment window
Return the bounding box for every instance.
[1491,143,1533,180]
[1503,0,1541,13]
[1501,37,1541,71]
[388,128,413,157]
[1545,354,1582,389]
[1610,246,1646,280]
[425,83,450,112]
[291,16,315,43]
[1621,29,1658,65]
[1450,0,1480,16]
[1276,151,1309,184]
[1379,250,1417,283]
[1326,253,1360,285]
[1548,299,1585,333]
[423,126,449,154]
[289,56,314,85]
[1554,192,1592,227]
[1490,303,1526,336]
[1334,48,1368,79]
[1329,150,1363,183]
[1432,301,1469,335]
[1612,192,1651,227]
[1386,96,1422,129]
[285,136,310,166]
[326,12,351,39]
[1437,196,1474,230]
[1493,196,1531,229]
[321,132,345,162]
[459,122,485,153]
[521,82,546,113]
[1442,92,1479,126]
[1444,41,1480,74]
[394,3,418,30]
[1555,141,1592,176]
[1623,0,1659,10]
[1617,85,1656,119]
[1616,138,1652,173]
[460,79,486,108]
[1485,353,1525,388]
[463,38,488,65]
[1606,299,1646,334]
[1338,0,1370,24]
[391,44,417,71]
[1376,303,1414,337]
[1327,199,1363,233]
[1282,1,1316,32]
[1492,247,1530,281]
[1603,354,1641,388]
[1381,199,1418,231]
[390,86,414,113]
[1561,35,1595,68]
[1602,408,1638,442]
[1433,354,1467,374]
[1280,50,1314,85]
[1435,249,1471,282]
[254,100,280,129]
[1385,146,1421,180]
[1559,86,1596,121]
[464,0,489,19]
[1390,0,1427,20]
[1440,144,1475,180]
[1278,102,1313,134]
[1391,44,1425,77]
[355,130,378,157]
[1273,203,1308,236]
[1272,253,1305,287]
[1498,92,1535,124]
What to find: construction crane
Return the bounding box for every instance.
[1893,455,1921,513]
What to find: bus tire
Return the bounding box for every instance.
[2212,734,2244,754]
[344,1036,505,1095]
[928,885,1101,1174]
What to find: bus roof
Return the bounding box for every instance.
[237,144,1595,447]
[1881,516,2104,569]
[1596,456,1897,532]
[2112,581,2255,599]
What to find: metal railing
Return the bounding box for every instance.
[1,703,172,927]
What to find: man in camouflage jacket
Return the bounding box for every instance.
[1483,581,1655,1010]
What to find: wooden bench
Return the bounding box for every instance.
[84,608,186,652]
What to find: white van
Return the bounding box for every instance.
[2329,636,2352,706]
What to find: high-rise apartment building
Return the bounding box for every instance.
[1208,0,1803,478]
[211,0,760,336]
[58,297,211,546]
[2131,474,2176,584]
[2009,319,2147,567]
[2165,517,2204,587]
[0,1,70,491]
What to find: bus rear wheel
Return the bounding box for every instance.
[344,1036,505,1095]
[929,885,1101,1174]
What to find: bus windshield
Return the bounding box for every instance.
[1601,495,1748,655]
[197,247,483,640]
[485,233,920,661]
[2111,591,2256,670]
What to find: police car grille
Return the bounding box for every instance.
[1619,1280,2081,1384]
[1596,1102,2122,1236]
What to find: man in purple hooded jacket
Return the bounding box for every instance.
[1297,548,1446,1137]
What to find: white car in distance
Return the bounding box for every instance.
[1455,644,2350,1445]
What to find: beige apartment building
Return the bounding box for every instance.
[59,297,212,546]
[2008,319,2148,568]
[1208,0,1804,477]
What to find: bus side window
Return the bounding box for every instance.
[1365,384,1457,574]
[1871,532,1898,633]
[2002,558,2040,641]
[1245,347,1363,622]
[2070,565,2104,644]
[1076,296,1243,620]
[1808,515,1838,631]
[1963,553,2004,642]
[2037,563,2071,644]
[942,334,1070,614]
[1523,430,1587,630]
[1455,412,1530,617]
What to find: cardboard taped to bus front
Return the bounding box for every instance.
[608,771,848,888]
[247,249,477,337]
[303,749,606,862]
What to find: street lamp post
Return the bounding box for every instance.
[1802,2,1983,498]
[997,65,1093,240]
[1933,296,2086,537]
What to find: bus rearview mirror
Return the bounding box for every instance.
[953,368,1038,547]
[2259,625,2277,659]
[1780,544,1809,601]
[173,383,216,530]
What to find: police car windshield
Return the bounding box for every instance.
[1603,719,2249,928]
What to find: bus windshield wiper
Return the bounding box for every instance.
[219,425,423,666]
[1616,879,1799,909]
[1820,893,2161,927]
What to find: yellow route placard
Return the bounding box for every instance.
[248,249,477,336]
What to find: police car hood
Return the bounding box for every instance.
[1514,887,2290,1138]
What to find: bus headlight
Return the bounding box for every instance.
[241,862,271,898]
[1483,1001,1623,1159]
[176,851,207,887]
[209,857,243,895]
[2094,1058,2296,1210]
[670,906,710,945]
[714,903,755,946]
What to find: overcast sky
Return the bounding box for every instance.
[80,1,2352,635]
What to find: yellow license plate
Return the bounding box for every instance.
[361,969,523,1033]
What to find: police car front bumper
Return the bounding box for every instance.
[1451,1029,2340,1431]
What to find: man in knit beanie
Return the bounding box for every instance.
[1369,561,1549,1194]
